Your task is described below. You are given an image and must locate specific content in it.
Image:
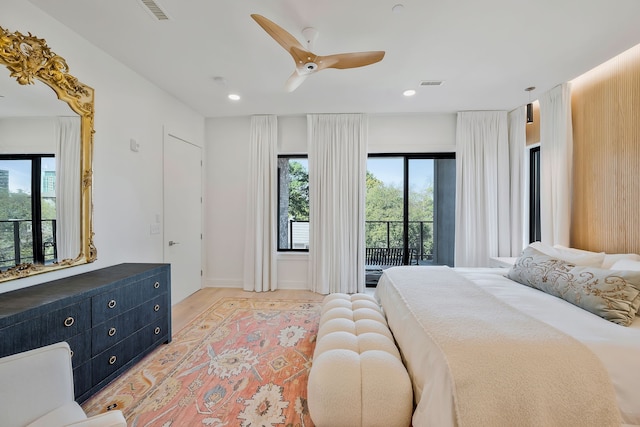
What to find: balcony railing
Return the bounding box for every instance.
[0,219,57,269]
[365,220,434,263]
[287,219,435,264]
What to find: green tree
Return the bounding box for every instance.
[0,190,32,221]
[365,170,434,259]
[365,175,404,248]
[408,184,434,259]
[0,190,34,268]
[288,160,309,221]
[366,170,383,192]
[0,191,58,268]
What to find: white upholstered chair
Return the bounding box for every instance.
[0,341,126,427]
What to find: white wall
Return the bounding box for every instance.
[1,0,205,294]
[205,116,250,287]
[204,113,456,289]
[369,114,458,153]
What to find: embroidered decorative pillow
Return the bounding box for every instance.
[508,246,640,326]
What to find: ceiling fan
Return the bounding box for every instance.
[250,14,385,92]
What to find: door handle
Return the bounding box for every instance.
[168,240,180,246]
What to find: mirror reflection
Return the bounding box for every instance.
[0,25,96,281]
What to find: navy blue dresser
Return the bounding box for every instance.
[0,263,171,403]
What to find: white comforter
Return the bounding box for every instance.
[375,266,640,427]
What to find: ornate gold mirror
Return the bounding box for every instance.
[0,26,96,282]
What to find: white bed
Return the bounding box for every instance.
[375,265,640,427]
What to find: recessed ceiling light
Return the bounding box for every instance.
[403,89,416,97]
[228,93,241,101]
[392,4,405,13]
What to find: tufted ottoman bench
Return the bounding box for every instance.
[307,293,413,427]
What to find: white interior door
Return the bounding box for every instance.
[163,132,202,304]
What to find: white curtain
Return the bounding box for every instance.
[55,117,81,261]
[243,115,278,292]
[307,114,367,294]
[455,111,511,267]
[507,106,526,254]
[539,83,573,247]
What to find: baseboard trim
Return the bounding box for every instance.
[204,278,243,288]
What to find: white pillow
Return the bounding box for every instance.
[602,253,640,269]
[610,259,640,271]
[528,242,605,267]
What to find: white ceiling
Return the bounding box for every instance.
[23,0,640,118]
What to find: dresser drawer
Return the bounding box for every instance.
[0,300,90,358]
[91,293,168,355]
[73,361,92,398]
[134,293,169,328]
[0,317,42,357]
[66,330,91,367]
[92,320,166,383]
[42,300,91,343]
[91,274,167,324]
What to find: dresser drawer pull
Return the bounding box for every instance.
[64,316,75,327]
[154,304,160,312]
[108,327,117,337]
[154,281,160,289]
[109,355,117,365]
[154,326,161,335]
[108,299,117,309]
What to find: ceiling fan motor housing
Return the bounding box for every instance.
[304,62,318,71]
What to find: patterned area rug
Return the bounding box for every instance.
[82,297,321,427]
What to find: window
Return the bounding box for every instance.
[366,154,456,268]
[277,156,309,251]
[529,146,541,243]
[276,153,456,261]
[0,154,57,270]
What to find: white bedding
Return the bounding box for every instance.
[375,266,640,427]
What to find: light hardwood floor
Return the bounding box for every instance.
[171,287,326,333]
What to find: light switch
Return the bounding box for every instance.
[150,224,161,235]
[130,138,140,152]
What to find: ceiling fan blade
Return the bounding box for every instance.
[284,70,309,92]
[251,14,308,64]
[317,51,385,70]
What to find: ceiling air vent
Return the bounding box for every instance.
[420,80,444,86]
[138,0,171,21]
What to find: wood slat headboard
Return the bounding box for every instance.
[570,43,640,254]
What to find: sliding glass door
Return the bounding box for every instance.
[408,158,435,264]
[365,154,455,285]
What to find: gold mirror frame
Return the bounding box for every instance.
[0,26,96,282]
